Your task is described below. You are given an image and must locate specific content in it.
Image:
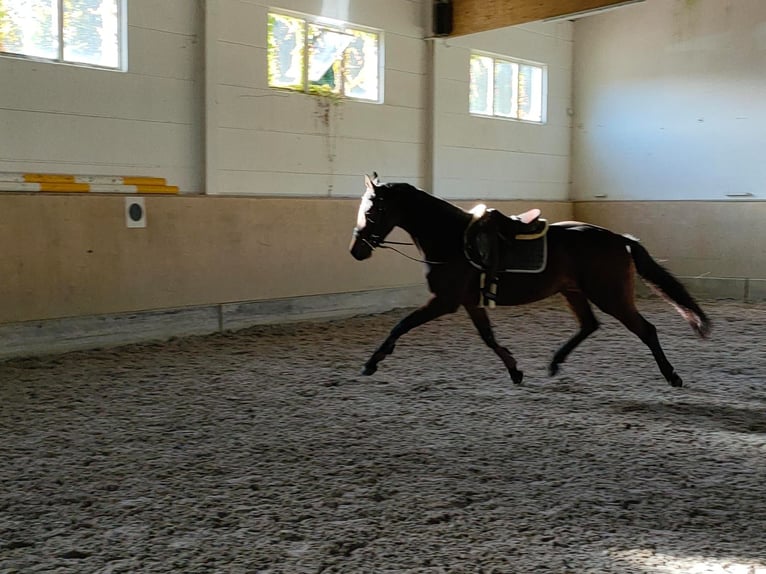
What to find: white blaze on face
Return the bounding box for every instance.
[356,188,375,229]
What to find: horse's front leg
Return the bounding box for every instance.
[362,296,459,376]
[464,304,524,384]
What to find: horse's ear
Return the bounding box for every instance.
[364,174,375,190]
[519,208,541,224]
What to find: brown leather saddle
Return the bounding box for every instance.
[464,205,549,273]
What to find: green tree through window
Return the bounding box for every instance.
[0,0,122,69]
[469,52,546,123]
[268,11,381,102]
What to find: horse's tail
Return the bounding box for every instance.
[625,236,711,338]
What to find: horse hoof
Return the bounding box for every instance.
[669,374,683,388]
[510,370,524,385]
[361,364,377,376]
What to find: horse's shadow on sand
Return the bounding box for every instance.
[611,399,766,434]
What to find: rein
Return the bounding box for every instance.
[357,233,448,265]
[379,241,448,265]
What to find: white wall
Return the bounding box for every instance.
[431,21,574,201]
[208,0,428,197]
[1,0,574,202]
[0,0,204,192]
[572,0,766,201]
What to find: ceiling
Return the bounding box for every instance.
[448,0,644,36]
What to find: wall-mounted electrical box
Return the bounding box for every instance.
[125,197,147,228]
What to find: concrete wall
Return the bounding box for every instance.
[0,194,420,324]
[0,193,572,358]
[571,0,766,291]
[0,191,431,358]
[575,201,766,301]
[0,194,572,322]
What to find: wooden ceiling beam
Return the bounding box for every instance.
[449,0,642,36]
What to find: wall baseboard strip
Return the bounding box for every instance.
[0,286,427,360]
[0,278,761,361]
[747,279,766,302]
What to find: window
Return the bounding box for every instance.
[268,11,381,102]
[469,53,546,123]
[0,0,124,70]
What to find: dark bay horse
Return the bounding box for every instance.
[350,175,710,387]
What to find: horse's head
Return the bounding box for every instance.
[350,173,399,260]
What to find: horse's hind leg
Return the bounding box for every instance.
[361,296,458,376]
[550,290,600,376]
[593,296,683,387]
[615,309,682,387]
[464,305,524,384]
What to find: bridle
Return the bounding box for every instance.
[354,188,449,265]
[353,228,447,265]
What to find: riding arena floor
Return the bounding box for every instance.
[1,297,765,574]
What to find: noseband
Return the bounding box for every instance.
[353,227,383,249]
[354,227,413,249]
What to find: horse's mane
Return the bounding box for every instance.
[382,182,468,221]
[380,182,471,258]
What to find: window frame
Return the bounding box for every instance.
[267,8,384,104]
[0,0,128,71]
[469,50,548,125]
